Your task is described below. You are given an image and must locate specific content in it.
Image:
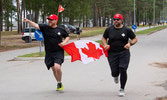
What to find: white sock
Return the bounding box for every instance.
[58,81,62,84]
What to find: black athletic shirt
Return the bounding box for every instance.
[39,24,69,53]
[103,25,136,52]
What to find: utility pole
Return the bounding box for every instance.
[163,0,164,26]
[153,0,155,27]
[134,0,136,25]
[134,0,136,33]
[0,0,3,45]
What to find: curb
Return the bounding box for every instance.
[13,56,71,61]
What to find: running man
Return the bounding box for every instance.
[102,14,138,97]
[23,14,70,91]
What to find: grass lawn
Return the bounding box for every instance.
[1,30,18,36]
[136,25,167,35]
[18,52,45,57]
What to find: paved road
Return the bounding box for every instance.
[0,27,167,100]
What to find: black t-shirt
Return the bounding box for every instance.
[103,25,136,52]
[39,24,69,53]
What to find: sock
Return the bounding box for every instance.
[58,81,62,84]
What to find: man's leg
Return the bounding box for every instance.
[51,63,64,91]
[119,51,130,89]
[108,54,119,83]
[118,68,127,97]
[118,50,130,96]
[51,63,62,82]
[119,68,127,89]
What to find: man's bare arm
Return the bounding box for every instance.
[102,37,110,50]
[23,18,40,30]
[58,37,70,47]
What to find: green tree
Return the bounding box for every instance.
[3,0,17,31]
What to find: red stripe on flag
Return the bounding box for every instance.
[100,44,109,57]
[62,42,81,62]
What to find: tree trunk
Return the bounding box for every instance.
[86,16,87,27]
[128,9,131,26]
[16,0,21,34]
[82,16,85,27]
[20,6,22,32]
[143,10,145,26]
[35,10,39,23]
[136,7,140,26]
[102,16,105,27]
[23,0,26,29]
[79,16,81,27]
[57,13,62,25]
[6,17,9,31]
[69,16,74,25]
[98,13,101,27]
[10,9,13,31]
[93,1,98,27]
[0,0,3,31]
[107,16,110,27]
[86,16,89,27]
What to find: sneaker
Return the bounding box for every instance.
[56,83,64,91]
[119,88,125,97]
[114,77,119,84]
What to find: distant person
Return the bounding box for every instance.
[149,21,152,28]
[76,25,81,40]
[23,14,70,91]
[102,14,138,97]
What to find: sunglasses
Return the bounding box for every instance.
[48,19,55,21]
[113,18,120,21]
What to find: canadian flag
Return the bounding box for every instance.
[62,40,108,64]
[58,5,65,13]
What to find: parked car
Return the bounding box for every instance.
[22,27,36,43]
[22,25,82,43]
[59,24,82,34]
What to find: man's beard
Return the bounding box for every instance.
[115,23,121,27]
[49,22,56,27]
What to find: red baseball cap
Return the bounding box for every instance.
[113,14,123,20]
[47,14,58,21]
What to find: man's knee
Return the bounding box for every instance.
[51,63,61,72]
[119,67,126,74]
[54,63,61,71]
[111,71,119,77]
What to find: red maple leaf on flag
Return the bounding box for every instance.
[81,42,103,59]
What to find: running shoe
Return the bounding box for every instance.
[114,77,119,84]
[56,83,64,91]
[119,88,125,97]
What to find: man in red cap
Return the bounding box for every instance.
[102,14,138,97]
[23,14,70,91]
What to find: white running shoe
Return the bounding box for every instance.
[114,77,119,84]
[119,88,125,97]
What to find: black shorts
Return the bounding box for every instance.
[76,32,80,35]
[107,50,130,76]
[45,51,64,70]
